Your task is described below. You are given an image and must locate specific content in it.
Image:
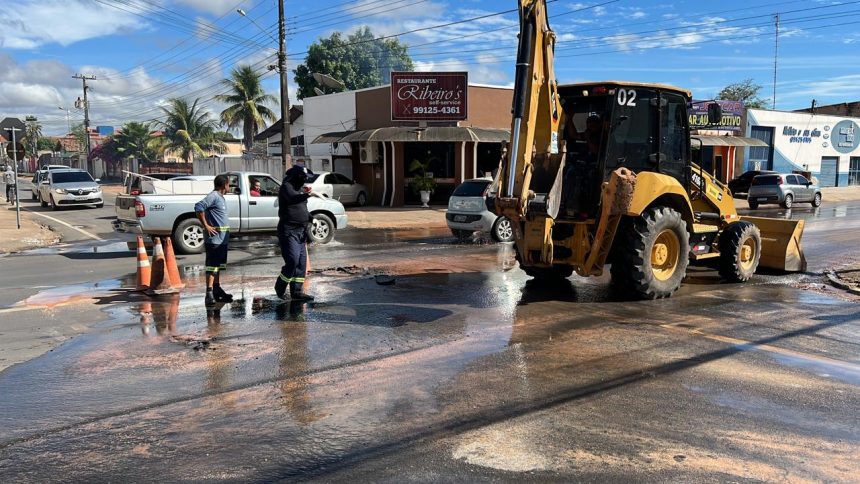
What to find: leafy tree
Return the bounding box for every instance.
[717,79,769,109]
[114,121,157,163]
[71,123,88,153]
[153,98,226,163]
[214,131,237,141]
[37,138,55,151]
[215,65,277,151]
[294,26,413,99]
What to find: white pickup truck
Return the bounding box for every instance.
[113,171,348,254]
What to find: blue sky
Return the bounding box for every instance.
[2,0,859,135]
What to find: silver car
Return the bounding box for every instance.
[446,178,513,242]
[39,169,103,210]
[747,173,822,209]
[304,172,369,206]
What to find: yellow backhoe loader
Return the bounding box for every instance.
[495,0,806,299]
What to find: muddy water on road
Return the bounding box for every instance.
[1,229,858,481]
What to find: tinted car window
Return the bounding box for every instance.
[335,173,353,184]
[324,174,337,184]
[752,175,780,186]
[52,171,94,183]
[796,175,810,185]
[453,181,491,197]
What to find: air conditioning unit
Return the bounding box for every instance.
[359,141,378,164]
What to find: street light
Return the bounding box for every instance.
[237,4,291,167]
[58,107,71,136]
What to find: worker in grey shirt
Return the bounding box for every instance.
[195,174,233,306]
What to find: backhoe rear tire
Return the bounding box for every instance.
[718,221,761,282]
[610,206,690,299]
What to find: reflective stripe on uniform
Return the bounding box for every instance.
[217,226,230,232]
[278,274,305,283]
[205,266,220,273]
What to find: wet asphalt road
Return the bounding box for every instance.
[0,200,858,481]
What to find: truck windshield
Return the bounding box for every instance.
[53,171,94,183]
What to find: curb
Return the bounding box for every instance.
[825,270,860,296]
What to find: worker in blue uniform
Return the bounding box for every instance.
[275,165,314,301]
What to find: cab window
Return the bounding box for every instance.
[256,176,280,197]
[660,92,689,180]
[605,88,657,175]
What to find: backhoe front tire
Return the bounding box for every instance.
[610,206,690,299]
[718,221,761,282]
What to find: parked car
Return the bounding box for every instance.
[38,169,103,210]
[728,170,776,197]
[31,170,48,200]
[446,178,513,242]
[304,172,368,206]
[747,173,822,209]
[114,171,348,253]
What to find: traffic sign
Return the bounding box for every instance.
[6,142,25,160]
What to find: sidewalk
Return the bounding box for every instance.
[0,204,59,254]
[346,206,448,229]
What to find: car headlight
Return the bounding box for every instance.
[54,188,66,194]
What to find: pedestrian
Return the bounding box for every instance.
[274,165,314,301]
[4,166,16,204]
[194,174,234,306]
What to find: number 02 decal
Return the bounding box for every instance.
[617,89,637,107]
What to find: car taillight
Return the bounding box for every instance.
[302,185,311,193]
[135,200,146,218]
[776,177,783,185]
[131,189,140,195]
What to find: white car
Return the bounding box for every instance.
[304,171,369,206]
[39,169,103,210]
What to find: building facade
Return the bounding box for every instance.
[746,109,860,187]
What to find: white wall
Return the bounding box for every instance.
[263,114,307,160]
[302,91,356,176]
[747,109,859,186]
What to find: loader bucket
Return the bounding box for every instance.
[741,216,807,272]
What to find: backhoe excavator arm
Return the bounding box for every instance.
[497,0,561,221]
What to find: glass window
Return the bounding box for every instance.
[785,175,799,185]
[753,175,780,186]
[226,174,240,194]
[849,157,860,186]
[453,180,491,197]
[52,171,94,183]
[660,92,688,180]
[252,176,279,197]
[404,142,456,179]
[324,174,338,184]
[605,88,657,176]
[796,175,809,185]
[334,173,353,184]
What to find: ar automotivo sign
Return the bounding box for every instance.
[689,100,743,132]
[391,71,468,121]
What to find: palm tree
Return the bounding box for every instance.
[24,117,43,159]
[215,65,277,151]
[154,98,225,163]
[114,121,156,163]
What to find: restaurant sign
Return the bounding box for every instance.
[689,100,744,132]
[391,71,468,121]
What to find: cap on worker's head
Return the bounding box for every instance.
[284,164,309,183]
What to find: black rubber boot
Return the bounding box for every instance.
[205,289,216,306]
[290,291,314,301]
[275,277,288,300]
[213,284,233,303]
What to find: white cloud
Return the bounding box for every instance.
[0,0,145,49]
[414,54,509,85]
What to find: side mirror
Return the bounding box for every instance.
[707,103,722,123]
[806,182,812,187]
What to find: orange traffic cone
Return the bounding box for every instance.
[148,237,179,296]
[135,235,151,291]
[163,237,185,290]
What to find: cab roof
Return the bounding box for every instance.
[559,81,692,98]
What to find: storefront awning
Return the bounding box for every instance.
[312,126,510,144]
[691,135,769,147]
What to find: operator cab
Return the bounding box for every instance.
[557,82,693,218]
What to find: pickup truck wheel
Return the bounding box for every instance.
[174,218,206,254]
[308,213,334,244]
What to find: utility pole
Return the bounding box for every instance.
[8,127,22,229]
[73,74,96,174]
[772,13,779,110]
[278,0,291,168]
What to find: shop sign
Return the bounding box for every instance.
[391,71,468,121]
[782,125,823,144]
[689,100,743,132]
[831,120,858,154]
